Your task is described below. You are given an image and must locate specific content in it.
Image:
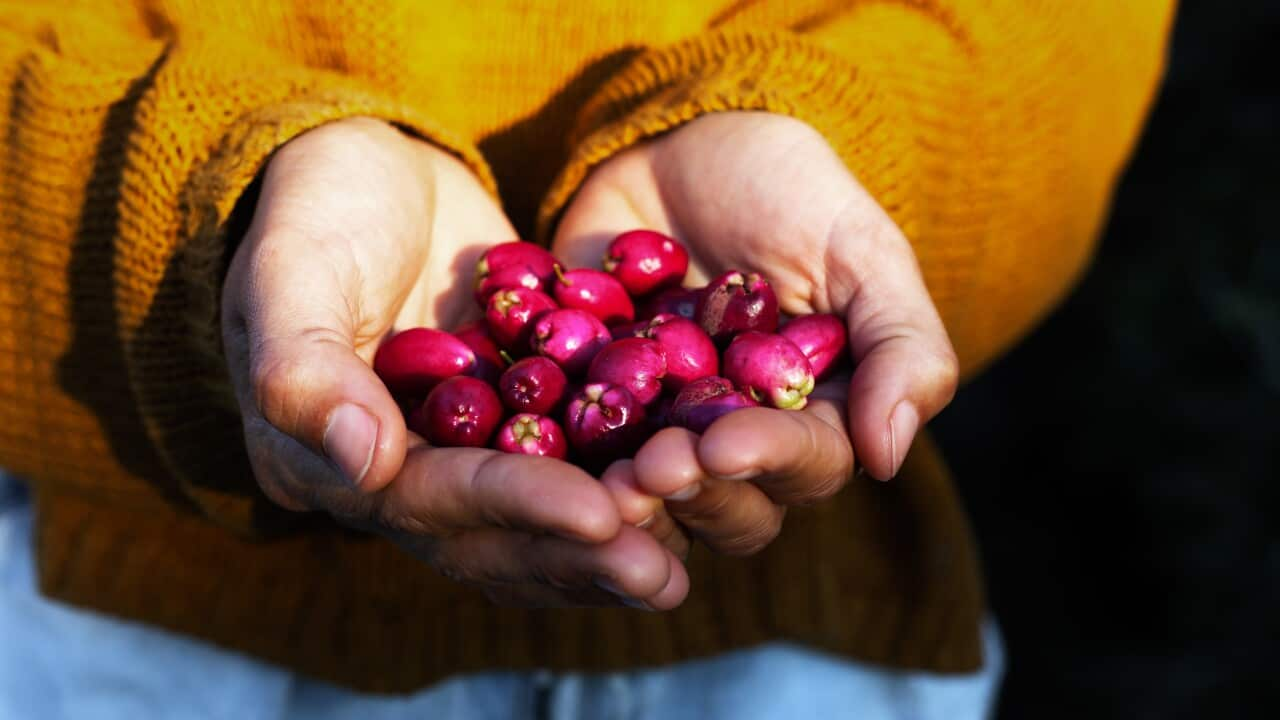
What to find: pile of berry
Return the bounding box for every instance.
[374,231,848,469]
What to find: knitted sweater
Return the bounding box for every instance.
[0,0,1172,693]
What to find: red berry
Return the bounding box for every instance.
[485,287,557,352]
[564,382,648,465]
[493,413,568,459]
[473,241,558,305]
[639,286,702,322]
[602,229,689,297]
[697,271,779,344]
[586,338,667,406]
[722,332,815,410]
[453,321,506,385]
[552,265,635,326]
[499,356,568,416]
[474,264,544,306]
[373,328,476,397]
[530,308,611,377]
[409,376,503,447]
[640,313,718,391]
[779,314,849,381]
[669,376,759,434]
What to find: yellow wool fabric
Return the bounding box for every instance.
[0,0,1173,692]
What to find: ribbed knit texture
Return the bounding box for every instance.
[0,0,1173,693]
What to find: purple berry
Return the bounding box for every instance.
[603,229,689,297]
[373,327,476,397]
[586,338,667,406]
[669,376,759,434]
[610,320,648,341]
[485,287,557,352]
[530,308,611,377]
[564,382,648,464]
[409,376,503,447]
[499,356,568,416]
[552,265,635,326]
[722,332,815,410]
[640,286,702,322]
[780,314,849,381]
[493,413,568,459]
[640,313,718,391]
[697,271,779,344]
[453,320,505,385]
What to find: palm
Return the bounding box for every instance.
[554,113,855,317]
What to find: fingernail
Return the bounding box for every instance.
[323,404,378,487]
[635,514,656,529]
[594,577,652,610]
[664,483,701,502]
[888,401,919,480]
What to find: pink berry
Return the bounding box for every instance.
[408,376,503,448]
[602,229,689,297]
[564,382,648,464]
[473,242,558,305]
[696,271,779,344]
[639,286,702,322]
[499,356,568,416]
[552,265,635,326]
[485,287,557,352]
[586,338,667,406]
[453,321,506,385]
[530,309,611,377]
[669,376,759,434]
[779,314,849,381]
[639,313,718,391]
[722,332,815,410]
[373,327,476,397]
[493,413,568,459]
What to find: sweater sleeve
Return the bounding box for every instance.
[539,1,1176,377]
[0,2,494,535]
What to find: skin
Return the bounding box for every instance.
[221,118,687,610]
[552,112,958,559]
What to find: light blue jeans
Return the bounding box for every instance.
[0,474,1002,719]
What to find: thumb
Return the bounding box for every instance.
[223,231,408,498]
[825,198,959,482]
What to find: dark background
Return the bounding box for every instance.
[932,2,1280,718]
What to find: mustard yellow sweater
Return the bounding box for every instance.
[0,0,1173,692]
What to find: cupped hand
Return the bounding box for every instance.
[221,118,687,609]
[553,112,958,556]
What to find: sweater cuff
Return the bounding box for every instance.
[128,82,494,537]
[537,30,919,241]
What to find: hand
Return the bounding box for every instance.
[552,112,958,555]
[221,118,688,609]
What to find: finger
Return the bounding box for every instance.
[633,427,785,557]
[425,525,674,605]
[600,460,665,527]
[695,392,854,506]
[481,546,691,611]
[601,460,692,559]
[371,446,620,543]
[823,197,959,481]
